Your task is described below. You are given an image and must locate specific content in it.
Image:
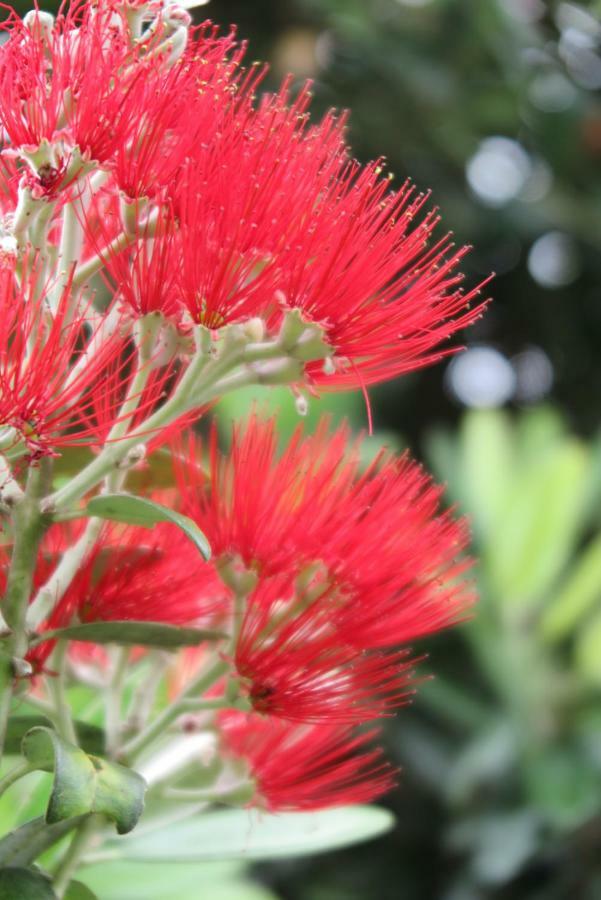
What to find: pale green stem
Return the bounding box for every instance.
[71,230,133,290]
[27,517,104,631]
[0,465,47,763]
[53,814,101,898]
[124,653,169,733]
[0,759,32,798]
[45,341,288,514]
[49,201,84,321]
[105,647,130,758]
[122,658,229,761]
[47,640,77,745]
[28,327,156,631]
[163,780,252,804]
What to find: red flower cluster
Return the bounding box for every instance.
[0,2,485,814]
[172,417,472,808]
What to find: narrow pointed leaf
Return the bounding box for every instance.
[86,495,210,560]
[21,728,146,834]
[34,622,226,649]
[104,806,394,861]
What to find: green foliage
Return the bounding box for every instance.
[86,495,211,561]
[21,728,146,835]
[0,867,56,899]
[5,718,105,757]
[103,806,395,862]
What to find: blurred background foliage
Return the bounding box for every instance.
[209,1,601,897]
[9,0,601,895]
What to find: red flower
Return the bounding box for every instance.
[92,203,180,320]
[176,417,473,645]
[0,261,127,457]
[220,712,396,811]
[112,23,255,201]
[234,576,417,724]
[270,165,488,388]
[174,82,347,328]
[0,4,134,163]
[27,517,227,671]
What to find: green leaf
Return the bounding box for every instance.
[79,862,277,900]
[0,867,56,899]
[35,622,226,650]
[86,495,210,561]
[486,440,589,607]
[5,717,105,756]
[574,610,601,686]
[541,531,601,642]
[21,728,146,834]
[460,409,515,544]
[0,817,86,867]
[103,806,394,861]
[64,881,98,899]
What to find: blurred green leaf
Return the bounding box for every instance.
[103,806,394,861]
[64,882,98,900]
[79,862,277,900]
[215,384,362,447]
[35,622,226,650]
[485,439,589,607]
[86,495,211,561]
[0,817,86,867]
[459,409,515,542]
[5,718,105,757]
[21,728,146,835]
[575,610,601,686]
[0,867,55,899]
[541,532,601,642]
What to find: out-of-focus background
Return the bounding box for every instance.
[210,2,601,898]
[16,0,601,896]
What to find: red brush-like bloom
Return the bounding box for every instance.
[27,518,227,671]
[0,261,128,457]
[0,3,134,162]
[176,417,472,643]
[112,23,256,201]
[220,711,396,811]
[92,203,180,320]
[174,83,347,328]
[269,165,488,388]
[234,576,417,723]
[175,416,472,721]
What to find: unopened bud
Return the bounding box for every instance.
[12,657,33,679]
[164,24,188,63]
[117,444,147,469]
[322,356,336,376]
[23,10,54,39]
[295,393,309,416]
[242,317,265,343]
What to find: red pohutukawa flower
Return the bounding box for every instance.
[0,2,134,161]
[0,0,488,823]
[0,261,128,457]
[176,417,473,634]
[175,417,472,721]
[220,712,396,811]
[27,518,227,671]
[234,576,417,723]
